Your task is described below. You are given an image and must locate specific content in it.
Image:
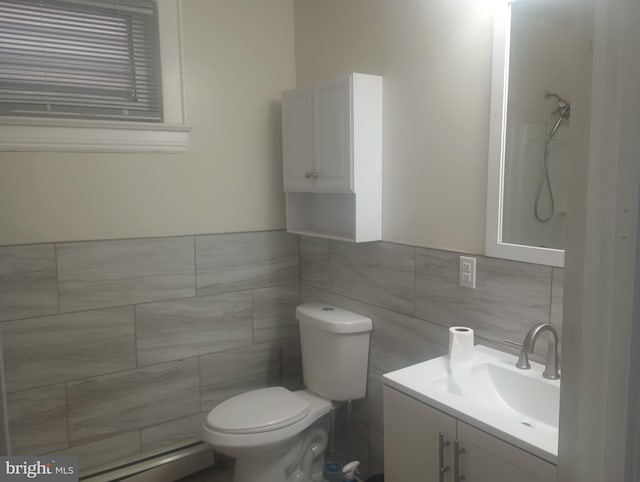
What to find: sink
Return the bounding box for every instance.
[382,344,560,463]
[431,362,559,428]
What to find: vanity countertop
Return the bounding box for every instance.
[382,345,560,464]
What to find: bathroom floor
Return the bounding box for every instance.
[176,464,233,482]
[175,463,328,482]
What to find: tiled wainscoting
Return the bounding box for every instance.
[0,231,564,479]
[299,237,564,477]
[0,231,302,472]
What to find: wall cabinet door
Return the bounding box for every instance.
[384,386,456,482]
[456,422,557,482]
[313,76,353,192]
[282,86,314,192]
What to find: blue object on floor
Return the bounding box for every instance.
[322,462,343,482]
[365,474,384,482]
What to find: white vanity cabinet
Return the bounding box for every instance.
[384,386,456,481]
[281,73,382,242]
[383,386,558,482]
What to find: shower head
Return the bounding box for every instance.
[545,91,570,109]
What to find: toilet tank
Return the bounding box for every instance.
[296,302,372,401]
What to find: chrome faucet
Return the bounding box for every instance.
[514,323,560,380]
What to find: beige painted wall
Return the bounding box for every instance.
[0,0,296,246]
[294,0,494,253]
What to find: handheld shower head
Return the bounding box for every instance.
[549,109,568,137]
[545,90,571,138]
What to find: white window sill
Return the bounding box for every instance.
[0,117,192,153]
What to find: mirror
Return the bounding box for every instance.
[486,0,575,267]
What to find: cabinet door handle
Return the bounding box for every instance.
[453,440,466,482]
[305,171,313,178]
[313,171,319,178]
[438,432,451,482]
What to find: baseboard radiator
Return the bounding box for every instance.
[81,441,215,482]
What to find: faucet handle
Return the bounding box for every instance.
[504,339,531,370]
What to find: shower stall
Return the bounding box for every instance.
[501,3,573,250]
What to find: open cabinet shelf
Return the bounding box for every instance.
[286,192,375,242]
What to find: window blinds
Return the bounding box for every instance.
[0,0,163,122]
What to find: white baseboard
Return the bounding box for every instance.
[82,443,214,482]
[121,450,214,482]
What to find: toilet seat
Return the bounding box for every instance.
[206,387,310,434]
[202,388,333,453]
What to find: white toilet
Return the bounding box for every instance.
[202,302,373,482]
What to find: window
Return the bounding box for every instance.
[0,0,190,153]
[0,0,163,122]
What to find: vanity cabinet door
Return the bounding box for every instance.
[456,422,558,482]
[384,386,457,482]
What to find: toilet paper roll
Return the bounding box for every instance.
[449,326,474,364]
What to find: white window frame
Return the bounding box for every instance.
[0,0,191,153]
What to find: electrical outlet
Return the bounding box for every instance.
[459,256,476,289]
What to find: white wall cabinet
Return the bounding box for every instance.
[383,386,558,482]
[281,73,382,242]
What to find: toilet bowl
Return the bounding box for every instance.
[202,388,332,482]
[202,303,372,482]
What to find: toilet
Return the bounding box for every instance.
[202,302,373,482]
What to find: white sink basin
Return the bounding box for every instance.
[383,345,560,463]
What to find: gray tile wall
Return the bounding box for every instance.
[299,237,564,477]
[0,245,58,322]
[196,232,298,296]
[0,231,301,473]
[57,237,196,313]
[0,232,564,479]
[3,307,136,393]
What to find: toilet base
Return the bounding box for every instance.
[232,456,289,482]
[229,426,328,482]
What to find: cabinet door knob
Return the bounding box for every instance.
[438,432,451,482]
[454,440,466,482]
[313,171,319,178]
[305,171,313,178]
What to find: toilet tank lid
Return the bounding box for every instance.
[296,302,372,334]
